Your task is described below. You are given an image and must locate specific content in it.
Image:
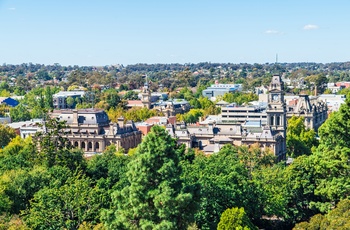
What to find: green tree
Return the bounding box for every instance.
[181,146,262,230]
[217,207,258,230]
[24,175,104,230]
[35,114,85,170]
[0,136,36,174]
[102,89,121,109]
[123,90,139,100]
[66,96,75,108]
[102,126,194,230]
[293,199,350,230]
[0,124,16,149]
[0,166,50,214]
[318,94,350,149]
[287,116,318,157]
[9,104,31,122]
[44,86,54,109]
[304,74,328,94]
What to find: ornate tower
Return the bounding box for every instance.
[267,74,287,159]
[141,75,151,109]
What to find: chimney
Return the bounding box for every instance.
[118,116,124,128]
[214,140,220,153]
[72,110,78,124]
[109,123,115,136]
[314,85,317,96]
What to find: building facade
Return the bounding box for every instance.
[53,91,86,109]
[52,109,142,153]
[168,75,287,160]
[202,83,242,99]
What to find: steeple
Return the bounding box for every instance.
[141,75,151,109]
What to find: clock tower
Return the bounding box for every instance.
[267,75,287,159]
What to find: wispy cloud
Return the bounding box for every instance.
[303,24,319,30]
[264,30,279,34]
[8,7,16,10]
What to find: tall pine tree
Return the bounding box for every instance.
[103,125,194,230]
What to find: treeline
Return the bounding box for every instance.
[2,61,350,97]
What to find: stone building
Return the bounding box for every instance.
[285,94,328,131]
[52,109,142,153]
[168,75,288,160]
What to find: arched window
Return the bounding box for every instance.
[270,116,274,125]
[74,141,78,147]
[276,116,280,126]
[81,142,86,149]
[88,142,92,150]
[95,142,100,152]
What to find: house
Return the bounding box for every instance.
[53,91,86,109]
[0,97,20,107]
[136,116,177,136]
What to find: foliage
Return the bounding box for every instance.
[0,166,50,214]
[35,114,85,171]
[282,145,350,224]
[181,146,262,230]
[123,90,139,100]
[86,151,130,190]
[0,136,36,174]
[0,215,29,230]
[108,106,161,123]
[252,163,289,219]
[24,175,104,230]
[66,96,75,108]
[293,199,350,230]
[223,92,258,105]
[102,89,121,109]
[102,126,195,230]
[318,94,350,149]
[286,116,318,157]
[178,109,203,123]
[217,207,258,230]
[9,104,31,122]
[0,89,10,97]
[0,124,16,149]
[304,73,328,94]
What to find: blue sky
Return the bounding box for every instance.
[1,0,349,66]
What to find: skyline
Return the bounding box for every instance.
[1,0,350,66]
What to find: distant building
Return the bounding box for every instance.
[8,119,44,138]
[327,83,344,94]
[136,116,177,136]
[202,83,242,99]
[152,99,191,116]
[220,104,268,125]
[0,117,11,124]
[53,91,86,109]
[318,94,346,112]
[0,97,20,107]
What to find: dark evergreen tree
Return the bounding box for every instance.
[102,125,195,230]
